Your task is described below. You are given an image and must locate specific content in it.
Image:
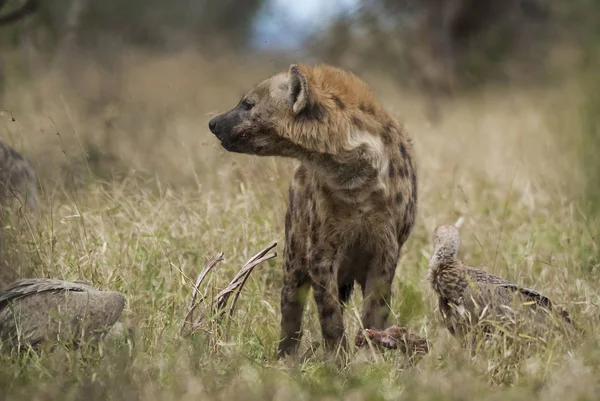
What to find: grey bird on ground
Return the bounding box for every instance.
[0,278,128,351]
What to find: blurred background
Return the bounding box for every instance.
[0,0,598,278]
[0,0,598,190]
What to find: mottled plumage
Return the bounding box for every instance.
[428,225,573,339]
[0,279,97,304]
[0,278,126,350]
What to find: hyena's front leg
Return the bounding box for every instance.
[278,270,309,358]
[360,245,400,332]
[278,206,310,359]
[310,247,346,354]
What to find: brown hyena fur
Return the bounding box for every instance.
[208,63,417,358]
[0,139,37,211]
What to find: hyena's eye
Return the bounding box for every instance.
[240,99,254,111]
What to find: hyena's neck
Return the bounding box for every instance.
[306,151,383,196]
[297,159,386,207]
[296,137,388,193]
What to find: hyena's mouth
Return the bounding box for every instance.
[220,129,251,152]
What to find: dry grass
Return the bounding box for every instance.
[0,47,598,400]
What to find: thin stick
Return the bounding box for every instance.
[189,242,277,334]
[180,252,224,336]
[215,242,277,310]
[216,247,277,312]
[220,250,277,339]
[223,252,277,333]
[192,252,225,303]
[227,252,277,319]
[216,243,277,336]
[225,241,278,292]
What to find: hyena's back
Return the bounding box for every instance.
[0,139,37,210]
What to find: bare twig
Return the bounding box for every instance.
[216,241,278,313]
[227,252,276,318]
[192,253,225,304]
[223,241,277,295]
[180,252,224,336]
[454,216,465,229]
[219,250,277,340]
[189,242,278,335]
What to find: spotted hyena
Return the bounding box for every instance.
[208,63,417,358]
[0,139,36,211]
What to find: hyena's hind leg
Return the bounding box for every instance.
[360,245,400,332]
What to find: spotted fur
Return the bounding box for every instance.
[209,63,418,358]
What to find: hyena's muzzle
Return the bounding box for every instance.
[208,99,256,154]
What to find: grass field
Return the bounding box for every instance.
[0,49,599,400]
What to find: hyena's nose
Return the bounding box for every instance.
[208,117,217,133]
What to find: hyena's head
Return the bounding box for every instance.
[208,63,385,159]
[208,64,314,157]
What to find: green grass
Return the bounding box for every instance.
[0,49,599,400]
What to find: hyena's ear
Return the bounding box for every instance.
[288,64,309,114]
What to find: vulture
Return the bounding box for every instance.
[0,278,128,350]
[428,224,574,341]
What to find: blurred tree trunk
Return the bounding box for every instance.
[52,0,90,69]
[0,0,39,105]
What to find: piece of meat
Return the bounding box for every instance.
[356,326,429,356]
